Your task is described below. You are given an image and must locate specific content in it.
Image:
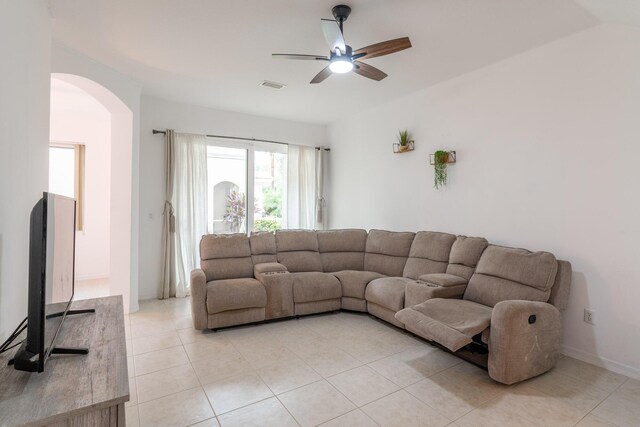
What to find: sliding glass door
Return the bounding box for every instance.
[206,140,288,234]
[253,148,287,232]
[207,145,248,234]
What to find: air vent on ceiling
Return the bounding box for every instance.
[259,80,286,90]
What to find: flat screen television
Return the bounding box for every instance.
[12,192,91,373]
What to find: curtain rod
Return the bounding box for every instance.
[152,129,330,151]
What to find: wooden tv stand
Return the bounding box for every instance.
[0,296,129,426]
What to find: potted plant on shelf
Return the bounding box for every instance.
[397,130,412,152]
[433,150,449,189]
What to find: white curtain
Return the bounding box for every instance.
[287,145,317,229]
[315,147,327,230]
[160,130,176,299]
[173,133,208,298]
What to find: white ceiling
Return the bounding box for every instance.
[49,0,602,124]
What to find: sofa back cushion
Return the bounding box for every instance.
[276,230,322,272]
[463,245,558,307]
[402,231,456,279]
[317,229,367,272]
[364,230,415,276]
[446,236,489,280]
[548,260,572,311]
[250,232,277,264]
[200,234,254,281]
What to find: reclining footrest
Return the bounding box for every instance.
[395,298,492,352]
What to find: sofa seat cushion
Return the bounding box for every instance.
[206,278,267,314]
[291,272,342,303]
[365,277,413,312]
[396,299,492,352]
[333,270,385,299]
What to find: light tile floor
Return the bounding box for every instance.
[124,298,639,427]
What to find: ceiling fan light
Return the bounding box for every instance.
[329,57,353,74]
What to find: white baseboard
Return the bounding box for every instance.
[561,344,640,380]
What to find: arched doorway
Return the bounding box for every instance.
[50,73,134,312]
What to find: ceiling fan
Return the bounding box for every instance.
[272,4,412,84]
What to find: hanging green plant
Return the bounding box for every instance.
[433,150,449,189]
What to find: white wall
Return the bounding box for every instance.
[50,79,111,280]
[329,23,640,379]
[0,1,51,340]
[139,96,328,299]
[52,44,142,312]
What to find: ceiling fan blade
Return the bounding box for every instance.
[310,66,332,84]
[353,61,388,81]
[272,54,329,61]
[321,19,346,53]
[353,37,412,60]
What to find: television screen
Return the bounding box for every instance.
[13,192,76,372]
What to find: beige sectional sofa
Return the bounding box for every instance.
[190,228,571,384]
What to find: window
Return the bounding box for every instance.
[207,145,248,234]
[253,150,287,232]
[49,143,85,230]
[206,140,287,234]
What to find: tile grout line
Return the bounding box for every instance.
[524,369,628,419]
[587,377,628,417]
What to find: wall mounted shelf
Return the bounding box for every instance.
[393,140,415,153]
[429,150,456,165]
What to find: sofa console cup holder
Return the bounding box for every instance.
[264,271,288,276]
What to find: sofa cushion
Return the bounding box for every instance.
[365,277,413,312]
[201,233,251,259]
[276,230,323,272]
[403,231,456,279]
[445,236,489,280]
[278,251,323,273]
[291,272,342,303]
[317,229,367,272]
[395,298,492,352]
[548,260,572,311]
[276,229,319,251]
[463,246,558,307]
[206,278,267,314]
[364,230,415,276]
[333,270,385,299]
[200,234,254,281]
[250,232,277,264]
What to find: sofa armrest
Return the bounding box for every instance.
[417,273,468,287]
[488,300,562,384]
[190,268,209,330]
[254,265,293,320]
[404,281,466,307]
[254,262,288,276]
